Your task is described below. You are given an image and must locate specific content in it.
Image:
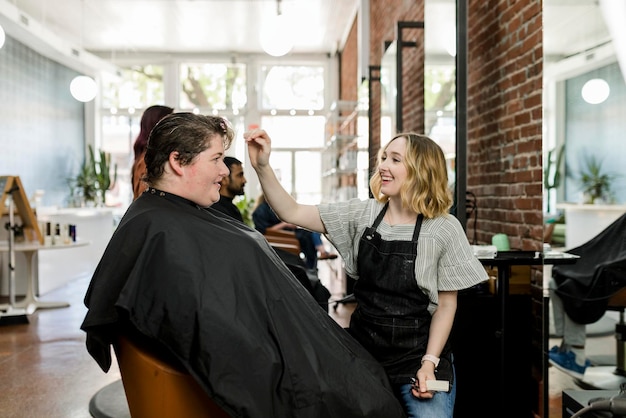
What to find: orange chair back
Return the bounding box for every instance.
[114,335,230,418]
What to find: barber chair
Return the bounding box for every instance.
[114,334,230,418]
[552,213,626,389]
[264,229,302,256]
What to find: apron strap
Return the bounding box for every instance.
[371,203,424,243]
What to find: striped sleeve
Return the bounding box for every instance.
[317,199,381,278]
[429,215,489,291]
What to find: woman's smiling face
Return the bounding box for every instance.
[182,137,229,207]
[378,136,408,198]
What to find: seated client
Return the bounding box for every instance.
[80,112,404,418]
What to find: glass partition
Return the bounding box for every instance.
[425,0,459,214]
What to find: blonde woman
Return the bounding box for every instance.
[247,130,488,418]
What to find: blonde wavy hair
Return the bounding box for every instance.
[370,133,452,218]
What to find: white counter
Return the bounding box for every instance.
[556,203,626,249]
[1,207,115,296]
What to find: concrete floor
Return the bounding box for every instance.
[0,256,621,418]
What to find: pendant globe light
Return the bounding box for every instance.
[70,75,97,102]
[260,0,294,57]
[70,0,97,102]
[581,78,610,104]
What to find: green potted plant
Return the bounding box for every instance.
[578,154,615,204]
[69,145,117,206]
[234,195,255,227]
[92,146,117,202]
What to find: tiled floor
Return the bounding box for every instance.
[0,275,121,418]
[0,257,348,418]
[0,257,620,418]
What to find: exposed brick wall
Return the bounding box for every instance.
[340,17,359,103]
[338,0,543,251]
[466,0,543,250]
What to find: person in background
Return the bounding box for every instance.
[252,193,335,271]
[548,278,591,378]
[131,104,174,200]
[80,112,405,418]
[211,156,246,222]
[246,129,489,418]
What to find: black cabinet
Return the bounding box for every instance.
[451,289,537,418]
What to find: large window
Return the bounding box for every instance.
[260,115,326,204]
[260,64,325,110]
[179,62,247,112]
[101,66,165,110]
[100,66,166,208]
[99,59,330,210]
[254,63,328,204]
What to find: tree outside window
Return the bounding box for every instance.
[179,63,247,111]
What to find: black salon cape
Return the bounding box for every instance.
[80,191,405,418]
[553,212,626,324]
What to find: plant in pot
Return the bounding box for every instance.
[578,154,615,204]
[92,146,117,203]
[69,145,117,207]
[234,195,256,227]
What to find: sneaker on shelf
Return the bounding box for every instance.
[548,349,588,379]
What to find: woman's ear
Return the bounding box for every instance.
[168,151,185,176]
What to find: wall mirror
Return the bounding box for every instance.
[424,0,461,221]
[544,0,626,410]
[544,1,626,248]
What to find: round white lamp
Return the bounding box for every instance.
[70,75,97,102]
[260,14,294,57]
[581,78,610,104]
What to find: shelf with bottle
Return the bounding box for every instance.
[325,101,360,138]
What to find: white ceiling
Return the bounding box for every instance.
[543,0,610,61]
[0,0,614,66]
[6,0,361,56]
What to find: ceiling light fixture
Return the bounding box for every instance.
[70,76,98,102]
[260,0,294,57]
[581,78,610,104]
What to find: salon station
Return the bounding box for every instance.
[1,1,626,417]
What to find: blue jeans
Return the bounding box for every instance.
[394,370,456,418]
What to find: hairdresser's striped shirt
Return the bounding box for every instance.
[317,198,488,313]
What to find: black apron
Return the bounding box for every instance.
[349,204,453,385]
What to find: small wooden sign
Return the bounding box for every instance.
[0,176,43,244]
